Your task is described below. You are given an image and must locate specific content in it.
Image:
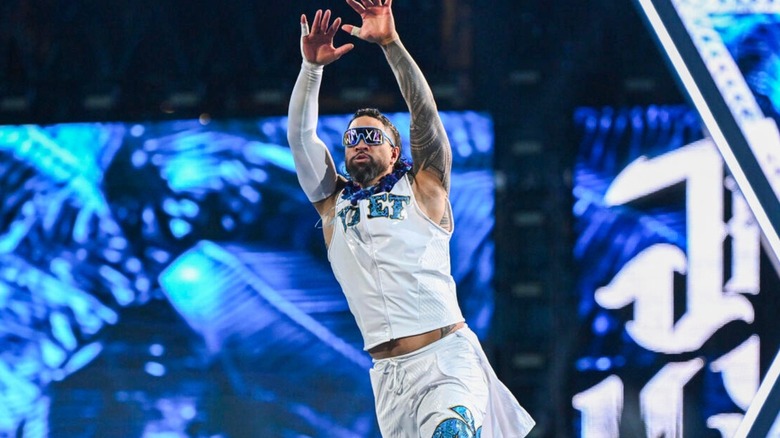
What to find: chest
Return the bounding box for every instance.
[336,192,412,232]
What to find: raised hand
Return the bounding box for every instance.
[300,9,354,66]
[342,0,399,46]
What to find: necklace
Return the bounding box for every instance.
[341,157,413,206]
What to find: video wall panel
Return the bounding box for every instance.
[0,111,496,437]
[571,104,780,437]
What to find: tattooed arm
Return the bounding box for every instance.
[382,39,453,193]
[342,0,453,193]
[342,0,453,228]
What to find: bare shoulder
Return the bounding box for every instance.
[313,177,347,246]
[411,169,451,230]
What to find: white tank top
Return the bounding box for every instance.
[327,174,465,351]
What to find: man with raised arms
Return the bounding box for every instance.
[287,1,535,436]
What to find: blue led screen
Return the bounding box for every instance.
[0,111,496,437]
[710,13,780,124]
[570,105,780,437]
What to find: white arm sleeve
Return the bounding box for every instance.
[286,59,339,203]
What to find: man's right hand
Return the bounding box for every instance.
[301,9,354,66]
[341,0,399,47]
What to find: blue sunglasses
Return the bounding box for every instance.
[342,126,396,148]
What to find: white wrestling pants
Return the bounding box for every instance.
[369,326,535,437]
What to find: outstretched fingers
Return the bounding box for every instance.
[300,14,310,36]
[310,9,323,33]
[341,23,357,37]
[333,42,355,59]
[320,9,332,32]
[328,16,343,35]
[346,0,391,9]
[307,9,343,37]
[345,0,366,14]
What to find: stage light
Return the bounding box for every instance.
[512,140,543,155]
[169,91,201,107]
[340,86,372,102]
[623,77,657,93]
[252,89,286,105]
[512,282,543,298]
[508,70,542,86]
[83,92,117,111]
[513,211,545,227]
[0,96,30,112]
[512,353,546,370]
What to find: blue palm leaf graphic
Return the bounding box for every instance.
[432,406,482,438]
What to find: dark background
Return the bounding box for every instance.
[0,1,687,436]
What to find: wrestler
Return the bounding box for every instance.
[286,2,535,436]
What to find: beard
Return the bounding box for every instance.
[346,154,387,186]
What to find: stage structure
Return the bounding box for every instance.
[630,1,780,436]
[0,111,496,437]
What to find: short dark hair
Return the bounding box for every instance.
[348,108,405,169]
